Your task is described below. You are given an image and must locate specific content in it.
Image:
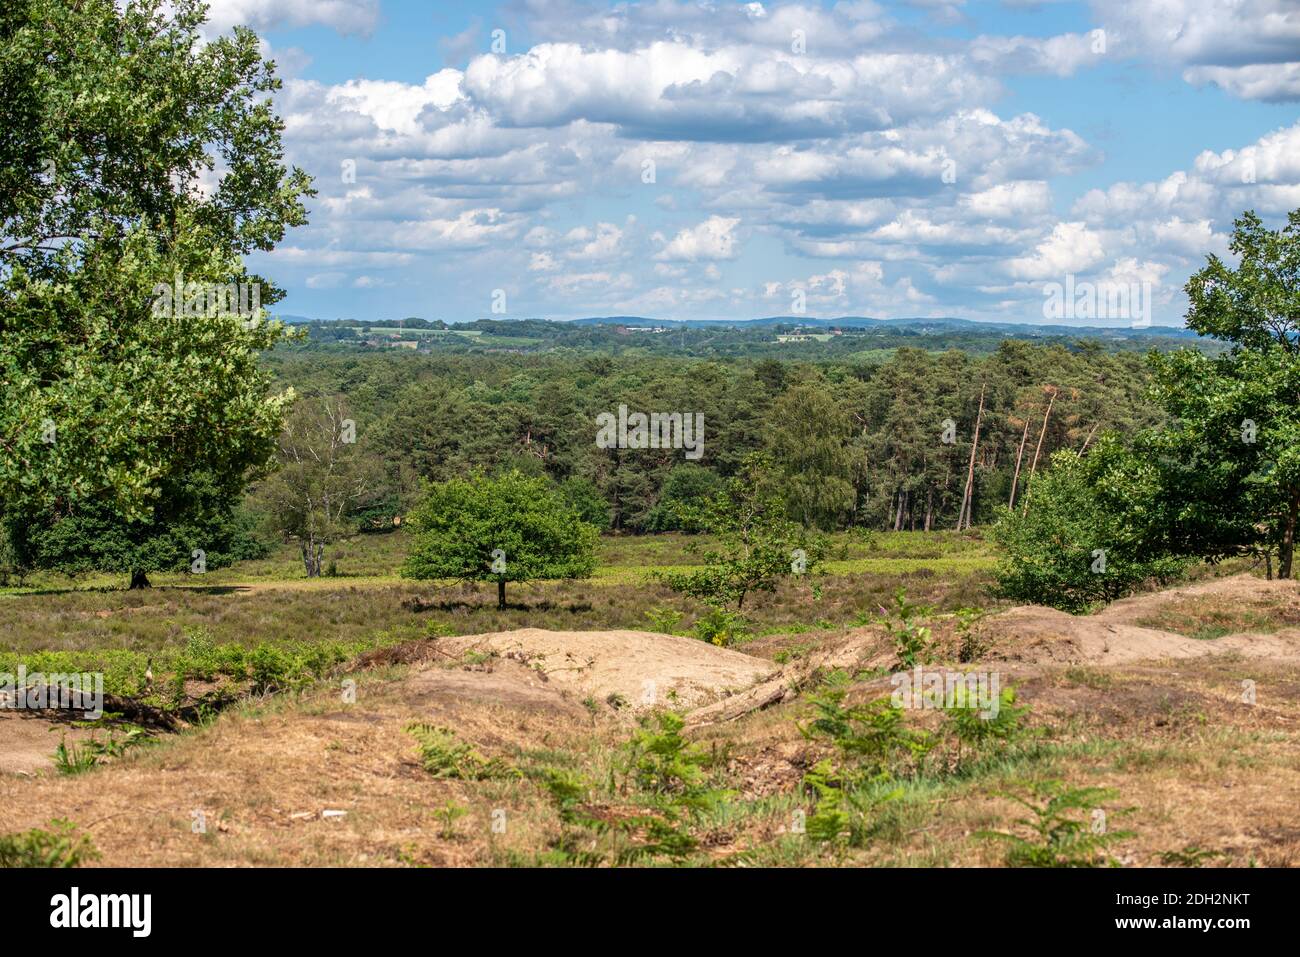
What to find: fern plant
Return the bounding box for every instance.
[0,820,98,867]
[799,681,934,779]
[979,780,1134,867]
[945,687,1027,765]
[405,724,518,780]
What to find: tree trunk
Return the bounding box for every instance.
[302,541,323,578]
[1280,493,1299,579]
[129,569,151,589]
[957,383,985,531]
[1008,414,1031,509]
[497,577,507,610]
[1022,390,1057,515]
[1079,421,1100,454]
[924,488,933,532]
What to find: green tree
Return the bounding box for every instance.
[558,477,611,531]
[403,471,598,609]
[4,472,269,588]
[646,463,724,531]
[1148,209,1300,577]
[0,0,312,576]
[992,440,1192,611]
[255,397,380,578]
[656,455,826,609]
[766,380,857,530]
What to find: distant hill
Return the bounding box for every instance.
[279,312,1196,340]
[566,314,1199,339]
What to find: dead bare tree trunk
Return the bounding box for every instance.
[1079,421,1100,454]
[1021,388,1057,515]
[1008,413,1031,509]
[957,383,985,530]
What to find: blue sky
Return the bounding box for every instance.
[201,0,1300,326]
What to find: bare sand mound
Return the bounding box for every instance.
[396,660,591,722]
[434,628,779,713]
[976,574,1300,666]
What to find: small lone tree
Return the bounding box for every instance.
[655,454,826,610]
[402,470,598,609]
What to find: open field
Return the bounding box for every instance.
[3,530,1295,868]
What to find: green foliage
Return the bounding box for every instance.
[5,486,271,584]
[0,630,391,707]
[0,0,312,547]
[623,712,714,802]
[655,454,827,609]
[1159,846,1227,867]
[644,607,685,634]
[432,803,469,840]
[979,780,1134,867]
[54,728,151,775]
[1146,211,1300,577]
[405,724,519,781]
[996,207,1300,589]
[954,606,989,662]
[536,724,720,868]
[799,680,935,780]
[802,760,851,844]
[944,688,1027,760]
[403,470,598,607]
[881,587,934,667]
[691,606,749,647]
[0,820,98,868]
[646,464,725,531]
[993,441,1192,611]
[265,338,1169,538]
[558,477,611,531]
[765,381,858,530]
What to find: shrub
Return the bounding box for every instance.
[881,587,934,668]
[799,680,934,780]
[979,780,1134,867]
[993,443,1192,612]
[692,607,748,647]
[0,820,98,868]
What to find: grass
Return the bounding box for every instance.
[1135,593,1300,639]
[0,529,999,658]
[2,525,1297,868]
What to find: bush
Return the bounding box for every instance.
[992,442,1192,612]
[0,820,98,867]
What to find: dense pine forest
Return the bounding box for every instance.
[260,339,1164,535]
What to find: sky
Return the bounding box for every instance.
[203,0,1300,326]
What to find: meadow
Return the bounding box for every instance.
[3,523,1297,869]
